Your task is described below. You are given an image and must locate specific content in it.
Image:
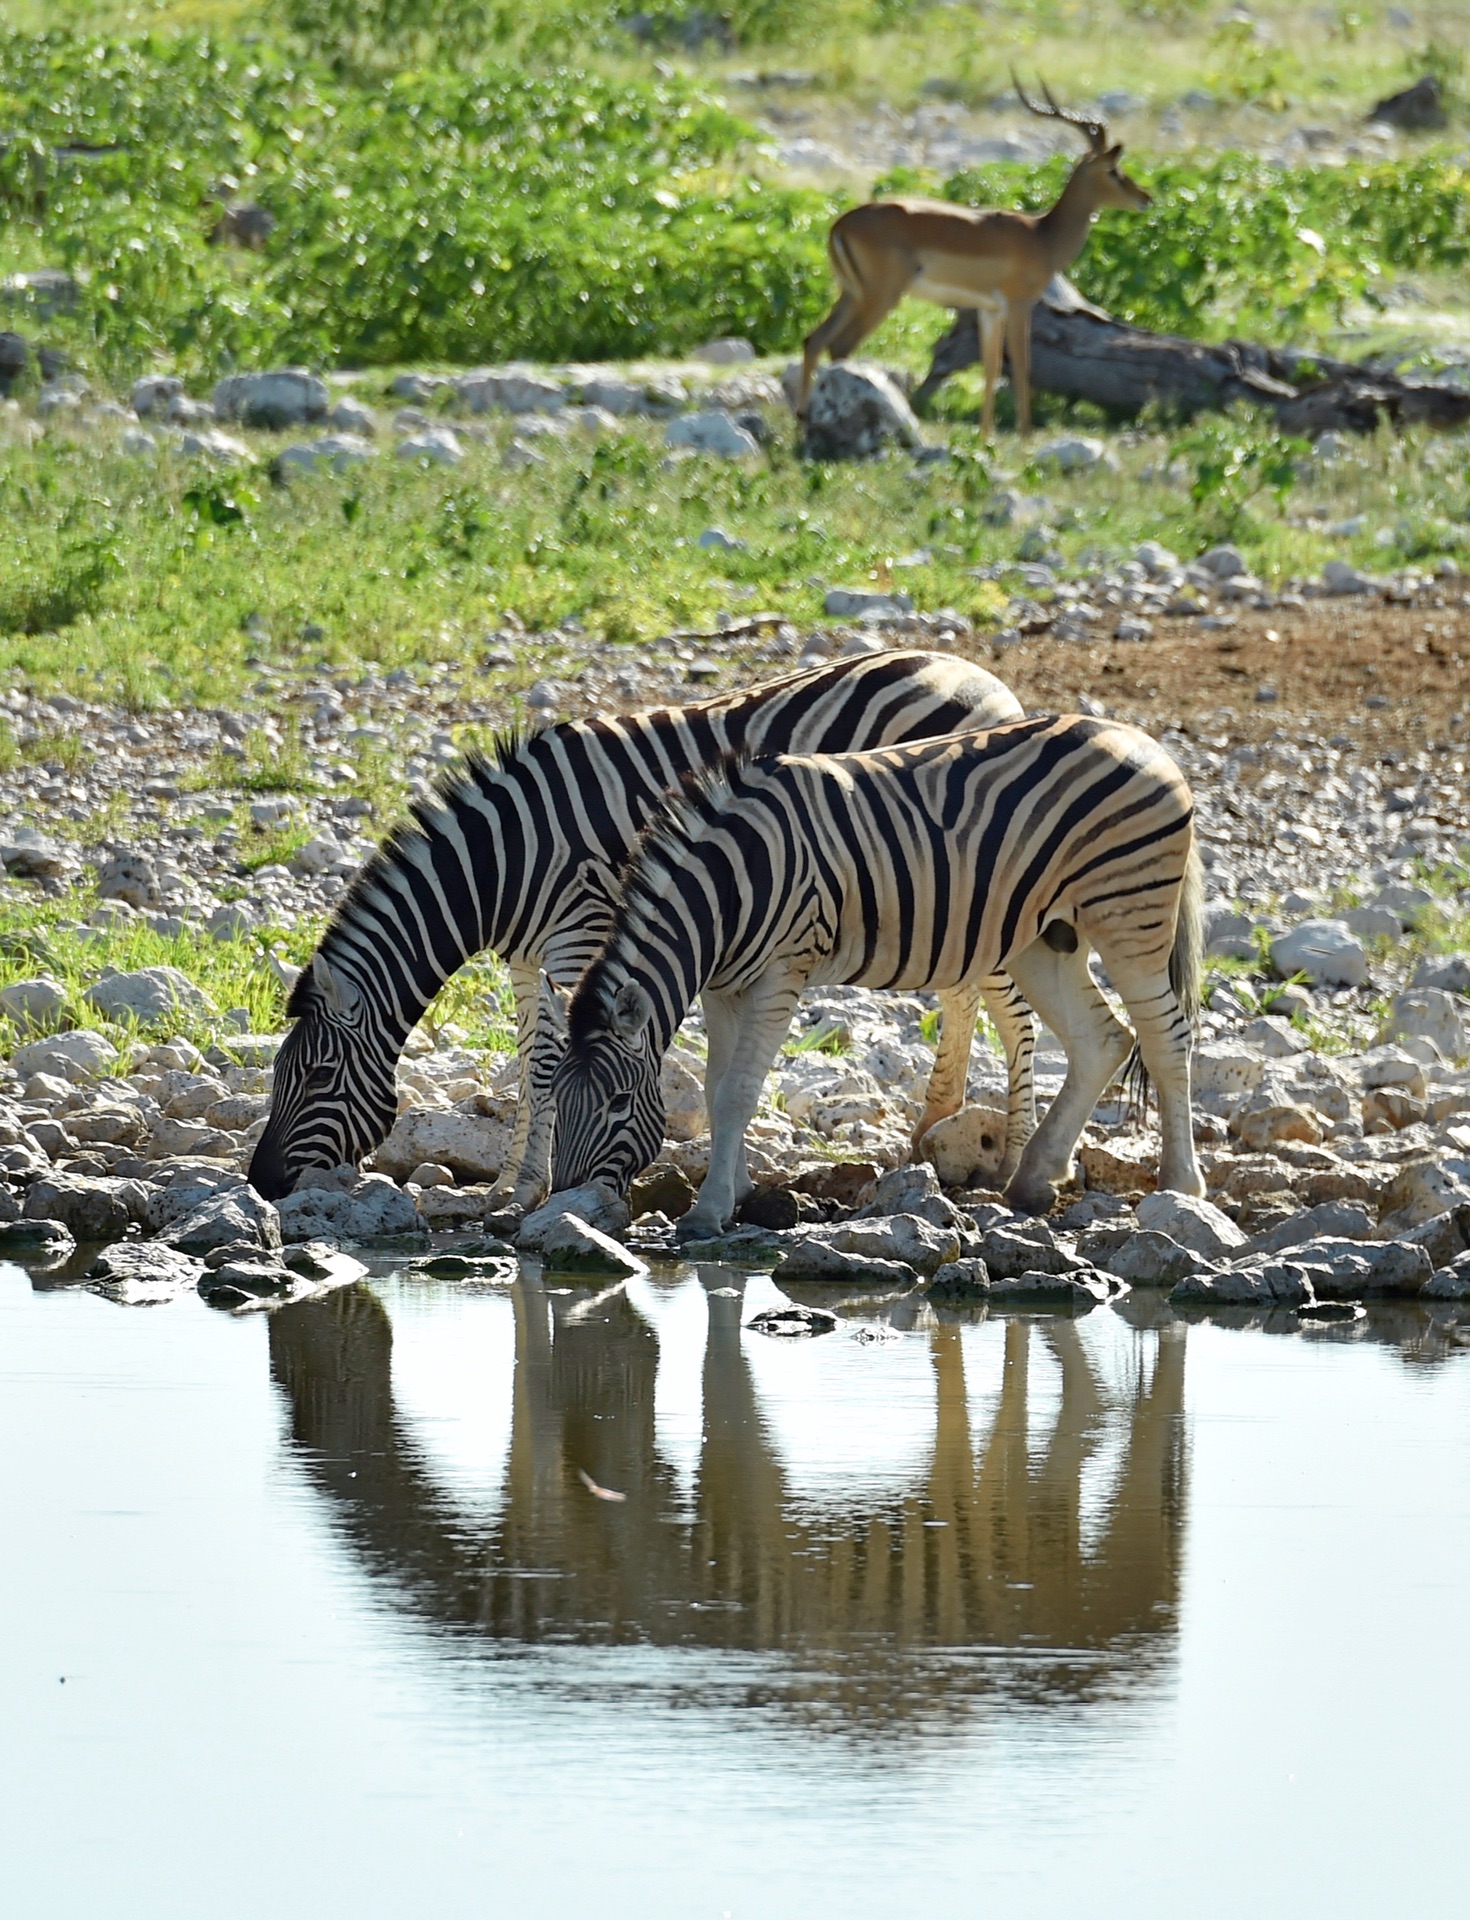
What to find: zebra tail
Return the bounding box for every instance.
[1121,832,1205,1111]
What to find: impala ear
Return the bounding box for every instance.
[610,980,654,1043]
[312,952,361,1016]
[538,970,572,1036]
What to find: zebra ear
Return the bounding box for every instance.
[610,980,653,1043]
[312,952,361,1016]
[537,970,572,1037]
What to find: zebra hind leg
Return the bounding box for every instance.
[1108,955,1204,1199]
[1000,938,1133,1215]
[911,981,983,1151]
[978,972,1037,1181]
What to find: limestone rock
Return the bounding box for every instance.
[1135,1189,1245,1259]
[1103,1230,1207,1287]
[454,369,566,414]
[664,409,759,457]
[926,1256,991,1300]
[85,966,217,1025]
[161,1186,281,1254]
[1171,1260,1312,1308]
[1078,1135,1159,1193]
[24,1173,150,1239]
[1377,1159,1470,1237]
[277,1173,420,1243]
[95,852,160,910]
[12,1029,116,1082]
[0,976,67,1031]
[919,1102,1008,1189]
[1380,988,1466,1063]
[1243,1200,1375,1257]
[212,367,328,429]
[987,1270,1112,1309]
[975,1219,1078,1280]
[1230,1095,1322,1150]
[800,364,924,460]
[1403,1203,1470,1270]
[538,1214,644,1276]
[518,1181,630,1251]
[374,1108,512,1183]
[1271,919,1368,988]
[775,1239,917,1286]
[87,1240,205,1305]
[813,1212,960,1275]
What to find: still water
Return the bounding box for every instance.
[3,1258,1468,1918]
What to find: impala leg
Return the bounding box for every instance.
[912,982,983,1149]
[1001,938,1133,1215]
[798,292,857,415]
[677,973,804,1241]
[978,971,1037,1180]
[978,303,1006,438]
[1006,298,1035,435]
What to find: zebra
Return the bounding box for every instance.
[247,650,1036,1206]
[549,714,1205,1233]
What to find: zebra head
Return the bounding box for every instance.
[549,979,665,1194]
[248,953,398,1200]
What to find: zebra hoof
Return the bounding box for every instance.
[1002,1173,1055,1217]
[674,1208,728,1244]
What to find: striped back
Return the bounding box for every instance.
[551,716,1197,1193]
[249,650,1022,1199]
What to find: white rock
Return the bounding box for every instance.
[374,1108,511,1183]
[1378,1159,1470,1237]
[664,409,760,457]
[823,586,915,618]
[212,368,329,428]
[408,1162,454,1188]
[454,369,566,414]
[12,1029,117,1081]
[326,396,378,436]
[661,1049,706,1143]
[0,976,67,1030]
[1342,904,1403,941]
[85,967,217,1024]
[275,432,377,475]
[1135,1189,1246,1259]
[1241,1015,1307,1058]
[1271,919,1368,987]
[176,429,255,464]
[798,363,924,459]
[131,375,184,417]
[697,527,747,551]
[289,831,342,876]
[1033,435,1118,474]
[121,428,157,455]
[1321,558,1380,594]
[1380,988,1466,1063]
[816,1212,960,1274]
[1193,1039,1270,1098]
[538,1214,644,1275]
[1134,540,1179,575]
[689,337,756,365]
[518,1181,630,1250]
[920,1102,1008,1188]
[395,427,463,465]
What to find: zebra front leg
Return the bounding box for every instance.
[911,982,983,1150]
[701,988,755,1208]
[978,972,1037,1180]
[489,961,544,1207]
[677,973,805,1241]
[1001,938,1133,1215]
[509,971,574,1209]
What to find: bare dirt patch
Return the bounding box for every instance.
[983,597,1470,758]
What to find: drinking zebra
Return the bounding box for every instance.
[549,714,1205,1232]
[248,650,1032,1205]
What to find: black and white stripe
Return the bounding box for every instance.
[249,650,1026,1202]
[551,714,1205,1230]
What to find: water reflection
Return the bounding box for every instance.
[269,1271,1192,1730]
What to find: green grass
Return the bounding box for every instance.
[3,401,1468,708]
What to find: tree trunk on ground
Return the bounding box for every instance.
[912,297,1470,434]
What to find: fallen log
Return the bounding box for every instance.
[912,292,1470,434]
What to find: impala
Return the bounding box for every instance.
[796,77,1152,434]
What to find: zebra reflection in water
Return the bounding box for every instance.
[269,1278,1187,1729]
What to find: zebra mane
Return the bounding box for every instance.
[566,748,761,1048]
[289,733,557,1019]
